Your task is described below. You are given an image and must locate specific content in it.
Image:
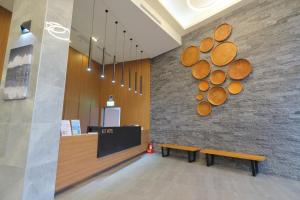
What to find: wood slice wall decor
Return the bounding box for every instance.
[210,70,226,85]
[197,101,212,116]
[228,81,243,94]
[198,80,210,92]
[208,86,227,106]
[180,22,253,116]
[211,42,237,66]
[192,60,211,79]
[228,59,252,80]
[181,46,200,67]
[214,23,232,42]
[196,92,204,101]
[200,37,214,53]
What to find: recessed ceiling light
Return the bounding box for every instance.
[187,0,216,11]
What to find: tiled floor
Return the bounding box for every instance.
[55,154,300,200]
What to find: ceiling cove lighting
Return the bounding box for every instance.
[86,0,96,72]
[128,38,133,91]
[101,10,109,79]
[139,50,143,96]
[121,30,126,87]
[134,45,138,94]
[187,0,217,11]
[112,21,118,84]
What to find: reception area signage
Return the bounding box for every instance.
[87,126,141,158]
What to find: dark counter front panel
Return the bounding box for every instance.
[90,126,141,157]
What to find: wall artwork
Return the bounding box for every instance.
[180,23,252,116]
[3,45,33,100]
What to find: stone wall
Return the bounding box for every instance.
[151,0,300,180]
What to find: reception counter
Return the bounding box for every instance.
[55,130,150,192]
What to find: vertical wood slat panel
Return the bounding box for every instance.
[0,6,12,81]
[63,47,151,132]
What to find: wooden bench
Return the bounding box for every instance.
[159,144,201,162]
[201,149,266,176]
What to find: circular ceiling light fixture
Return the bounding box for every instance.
[187,0,217,11]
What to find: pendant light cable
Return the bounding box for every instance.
[139,50,143,96]
[128,38,133,91]
[121,30,126,87]
[112,21,118,84]
[87,0,96,72]
[134,44,138,94]
[101,9,109,78]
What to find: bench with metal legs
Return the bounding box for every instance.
[202,149,266,177]
[160,144,200,163]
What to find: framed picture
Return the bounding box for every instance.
[3,45,33,100]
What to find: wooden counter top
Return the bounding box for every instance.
[55,130,150,192]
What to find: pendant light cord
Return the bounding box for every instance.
[114,21,118,56]
[91,0,96,36]
[103,10,108,48]
[122,31,126,63]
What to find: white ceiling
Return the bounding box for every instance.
[158,0,242,30]
[1,0,248,64]
[70,0,181,64]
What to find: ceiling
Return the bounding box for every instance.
[1,0,247,64]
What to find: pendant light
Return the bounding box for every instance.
[86,0,96,72]
[100,9,109,78]
[120,30,126,87]
[128,38,133,91]
[139,50,143,96]
[134,44,138,94]
[112,21,118,84]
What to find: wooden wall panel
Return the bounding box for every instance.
[63,47,150,132]
[0,6,11,80]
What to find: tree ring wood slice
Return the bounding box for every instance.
[228,59,252,80]
[180,46,200,67]
[200,37,214,53]
[228,81,243,95]
[197,101,212,116]
[196,92,205,101]
[210,42,237,67]
[192,60,211,79]
[211,42,237,66]
[210,70,226,85]
[198,80,210,92]
[207,86,228,106]
[214,23,232,42]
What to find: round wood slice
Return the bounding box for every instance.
[192,60,211,79]
[210,70,226,85]
[197,101,212,116]
[214,23,232,42]
[228,59,252,80]
[228,81,243,95]
[180,46,200,67]
[208,86,227,106]
[211,42,237,66]
[200,37,214,53]
[196,92,204,101]
[198,80,210,92]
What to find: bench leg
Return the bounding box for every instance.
[188,151,197,162]
[205,154,214,166]
[251,161,257,177]
[255,161,259,174]
[161,147,170,157]
[211,155,214,165]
